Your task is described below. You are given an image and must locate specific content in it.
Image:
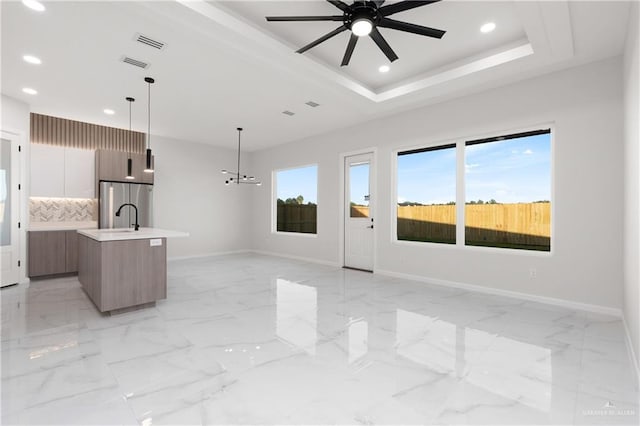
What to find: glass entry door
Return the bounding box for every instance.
[344,152,374,271]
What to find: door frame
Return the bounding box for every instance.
[1,130,24,286]
[338,148,377,271]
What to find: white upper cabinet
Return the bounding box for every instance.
[64,148,95,198]
[30,144,65,197]
[30,144,95,198]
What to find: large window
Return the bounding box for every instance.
[397,144,457,244]
[465,130,551,251]
[395,127,552,252]
[275,165,318,234]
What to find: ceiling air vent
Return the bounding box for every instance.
[122,56,149,69]
[135,33,166,50]
[282,110,295,116]
[305,101,320,108]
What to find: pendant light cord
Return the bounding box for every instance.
[147,81,151,150]
[129,100,132,155]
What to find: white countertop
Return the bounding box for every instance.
[29,221,98,231]
[78,227,189,242]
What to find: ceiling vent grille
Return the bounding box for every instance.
[122,56,149,69]
[282,110,295,116]
[305,101,320,107]
[135,33,166,50]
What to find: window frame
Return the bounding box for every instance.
[394,142,458,247]
[391,123,555,257]
[272,163,319,237]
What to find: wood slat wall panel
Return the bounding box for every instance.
[30,113,146,153]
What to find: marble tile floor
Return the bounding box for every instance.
[1,253,638,425]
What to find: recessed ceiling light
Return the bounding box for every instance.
[103,109,115,115]
[22,87,38,95]
[480,22,496,34]
[22,0,45,12]
[379,65,390,73]
[23,55,42,65]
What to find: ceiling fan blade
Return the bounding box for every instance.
[369,27,398,62]
[296,25,348,54]
[341,33,358,66]
[326,0,349,11]
[378,17,446,38]
[379,0,441,17]
[266,15,344,22]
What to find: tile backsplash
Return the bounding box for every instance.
[30,197,97,222]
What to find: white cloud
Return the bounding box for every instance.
[465,163,479,173]
[523,149,533,155]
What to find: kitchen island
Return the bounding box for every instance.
[77,228,188,314]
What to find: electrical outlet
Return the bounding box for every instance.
[529,268,537,279]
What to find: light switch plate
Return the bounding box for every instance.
[150,238,162,247]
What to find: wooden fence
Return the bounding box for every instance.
[277,204,317,234]
[278,203,550,250]
[396,203,550,250]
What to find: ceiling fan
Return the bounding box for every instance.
[266,0,446,66]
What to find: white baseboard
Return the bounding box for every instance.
[168,249,250,262]
[623,315,640,387]
[375,268,622,317]
[250,250,340,268]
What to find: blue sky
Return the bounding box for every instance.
[349,163,369,206]
[398,133,551,204]
[397,146,457,205]
[276,163,371,205]
[276,165,318,203]
[275,134,550,206]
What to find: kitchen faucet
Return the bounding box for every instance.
[115,203,140,231]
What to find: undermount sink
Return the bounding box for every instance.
[101,229,137,233]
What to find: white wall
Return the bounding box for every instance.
[623,2,640,373]
[151,134,252,259]
[250,57,624,310]
[1,94,30,283]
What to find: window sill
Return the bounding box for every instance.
[392,239,553,257]
[272,231,318,238]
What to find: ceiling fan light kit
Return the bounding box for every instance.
[351,18,373,36]
[266,0,446,67]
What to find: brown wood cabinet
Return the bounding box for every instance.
[28,230,82,277]
[95,150,154,186]
[65,231,79,272]
[133,153,154,184]
[78,235,167,313]
[28,231,70,277]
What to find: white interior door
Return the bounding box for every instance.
[1,133,21,287]
[344,153,374,271]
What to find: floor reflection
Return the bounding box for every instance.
[275,278,317,355]
[2,254,637,425]
[396,308,552,413]
[348,318,368,364]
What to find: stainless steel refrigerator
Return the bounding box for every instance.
[99,181,153,229]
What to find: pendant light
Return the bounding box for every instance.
[222,128,261,186]
[144,76,155,173]
[125,97,135,180]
